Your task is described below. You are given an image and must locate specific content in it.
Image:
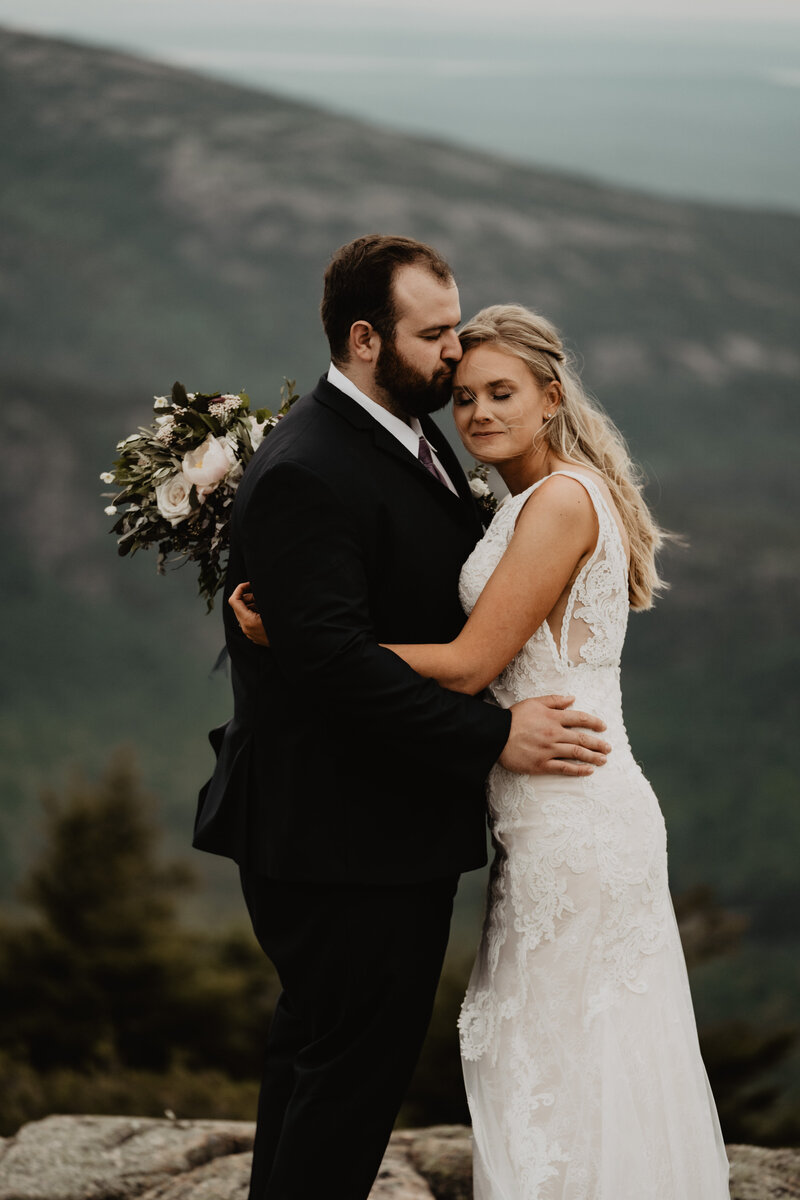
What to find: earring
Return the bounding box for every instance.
[544,413,552,420]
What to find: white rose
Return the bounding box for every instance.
[469,476,490,498]
[155,472,194,526]
[182,434,234,490]
[100,471,115,484]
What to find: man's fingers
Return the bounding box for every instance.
[552,742,608,766]
[541,759,595,777]
[564,728,612,755]
[536,694,575,710]
[557,707,607,733]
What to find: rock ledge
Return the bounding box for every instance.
[0,1116,797,1198]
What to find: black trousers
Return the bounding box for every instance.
[239,867,460,1200]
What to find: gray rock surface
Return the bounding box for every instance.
[0,1116,254,1200]
[0,1116,799,1198]
[727,1143,800,1200]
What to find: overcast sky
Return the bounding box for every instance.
[2,0,799,34]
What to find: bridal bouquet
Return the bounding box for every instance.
[101,379,298,609]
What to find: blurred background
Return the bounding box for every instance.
[0,0,798,1145]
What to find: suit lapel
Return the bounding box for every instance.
[314,377,478,524]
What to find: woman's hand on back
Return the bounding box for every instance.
[228,581,270,647]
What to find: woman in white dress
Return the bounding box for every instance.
[382,305,730,1199]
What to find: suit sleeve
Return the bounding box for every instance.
[240,459,511,786]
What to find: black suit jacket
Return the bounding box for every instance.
[194,375,512,884]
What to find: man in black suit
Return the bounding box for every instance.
[195,235,609,1199]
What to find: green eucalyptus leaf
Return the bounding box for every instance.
[171,381,189,406]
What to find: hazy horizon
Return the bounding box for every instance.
[1,5,798,211]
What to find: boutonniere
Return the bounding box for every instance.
[468,463,499,524]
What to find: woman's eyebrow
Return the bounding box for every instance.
[456,378,514,390]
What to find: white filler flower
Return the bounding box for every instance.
[100,471,115,484]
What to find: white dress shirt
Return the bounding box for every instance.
[327,362,459,496]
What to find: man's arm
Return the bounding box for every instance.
[240,459,511,785]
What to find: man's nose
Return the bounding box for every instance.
[442,329,462,362]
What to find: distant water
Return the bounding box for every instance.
[147,20,800,213]
[10,13,800,211]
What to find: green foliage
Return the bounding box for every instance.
[702,1021,800,1146]
[24,750,190,948]
[0,1052,259,1136]
[0,753,279,1133]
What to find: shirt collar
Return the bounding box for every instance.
[327,362,429,458]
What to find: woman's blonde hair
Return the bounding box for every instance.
[458,304,667,610]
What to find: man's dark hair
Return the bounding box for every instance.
[321,234,454,365]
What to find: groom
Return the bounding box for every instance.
[195,234,609,1199]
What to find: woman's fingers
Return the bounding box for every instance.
[228,581,270,646]
[228,580,252,608]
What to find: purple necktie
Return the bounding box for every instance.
[418,435,447,486]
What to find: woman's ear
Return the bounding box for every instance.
[349,320,380,364]
[544,380,563,414]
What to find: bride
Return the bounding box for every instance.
[232,304,730,1198]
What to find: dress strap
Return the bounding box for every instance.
[511,470,621,549]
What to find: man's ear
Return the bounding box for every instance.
[350,320,380,364]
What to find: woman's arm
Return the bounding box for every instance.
[384,474,598,693]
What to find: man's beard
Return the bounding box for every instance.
[374,336,455,419]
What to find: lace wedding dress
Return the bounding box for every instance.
[457,471,729,1200]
